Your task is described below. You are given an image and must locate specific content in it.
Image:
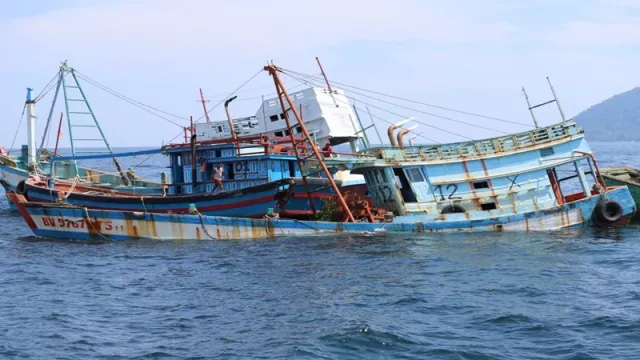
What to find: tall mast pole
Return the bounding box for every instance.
[315,56,338,108]
[546,77,566,121]
[198,88,211,123]
[54,112,63,155]
[266,64,356,222]
[39,74,62,153]
[522,87,540,128]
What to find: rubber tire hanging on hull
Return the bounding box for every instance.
[593,199,623,224]
[16,180,27,195]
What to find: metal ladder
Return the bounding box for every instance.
[59,62,130,185]
[265,65,355,222]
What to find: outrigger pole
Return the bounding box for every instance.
[265,64,356,222]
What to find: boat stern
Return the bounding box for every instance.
[591,186,636,228]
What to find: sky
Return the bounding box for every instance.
[1,0,638,148]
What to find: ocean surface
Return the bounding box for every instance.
[1,142,639,359]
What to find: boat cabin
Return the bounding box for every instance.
[162,135,305,195]
[353,120,605,218]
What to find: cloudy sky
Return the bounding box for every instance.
[1,0,638,148]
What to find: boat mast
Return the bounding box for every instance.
[265,64,356,222]
[38,73,62,154]
[315,57,339,108]
[521,87,540,128]
[198,88,211,123]
[190,116,197,190]
[25,88,37,167]
[54,112,63,155]
[315,57,361,152]
[546,77,566,121]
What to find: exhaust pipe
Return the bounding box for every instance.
[397,125,418,148]
[387,118,412,146]
[408,134,419,146]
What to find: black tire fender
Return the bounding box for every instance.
[593,199,623,224]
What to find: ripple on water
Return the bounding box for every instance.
[1,144,640,359]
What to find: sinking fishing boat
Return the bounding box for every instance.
[7,64,636,241]
[600,167,640,212]
[0,63,163,209]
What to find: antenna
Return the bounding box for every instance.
[546,77,566,121]
[522,77,568,128]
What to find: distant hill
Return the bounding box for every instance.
[574,87,640,141]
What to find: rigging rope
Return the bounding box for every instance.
[8,104,27,154]
[280,67,533,127]
[132,68,265,170]
[195,69,264,123]
[73,72,186,128]
[281,69,513,136]
[281,71,469,142]
[33,72,60,103]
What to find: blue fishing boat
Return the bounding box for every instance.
[16,138,359,217]
[3,61,374,214]
[6,64,636,241]
[0,63,163,209]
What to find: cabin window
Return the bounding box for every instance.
[284,130,290,136]
[270,114,279,122]
[375,171,384,184]
[366,172,376,184]
[288,161,296,177]
[473,181,489,189]
[394,168,417,202]
[215,150,221,158]
[295,126,302,134]
[405,168,425,183]
[275,131,284,137]
[540,148,555,157]
[279,112,287,120]
[217,126,223,132]
[379,170,388,182]
[481,202,497,211]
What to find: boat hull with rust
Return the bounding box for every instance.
[7,186,635,242]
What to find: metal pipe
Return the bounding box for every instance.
[224,96,239,153]
[387,118,412,146]
[190,116,197,190]
[409,134,419,146]
[397,125,418,148]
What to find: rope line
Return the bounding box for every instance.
[74,72,185,128]
[280,67,532,127]
[281,70,512,136]
[8,104,27,154]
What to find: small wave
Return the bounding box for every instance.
[485,313,534,324]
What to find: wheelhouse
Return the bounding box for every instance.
[353,120,607,217]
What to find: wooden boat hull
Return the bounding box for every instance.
[20,178,293,218]
[601,167,640,213]
[7,186,635,242]
[0,160,162,210]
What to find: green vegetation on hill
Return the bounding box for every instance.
[574,87,640,141]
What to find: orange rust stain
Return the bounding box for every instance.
[170,218,185,239]
[216,228,221,240]
[461,159,481,210]
[525,218,530,231]
[230,221,242,239]
[123,219,140,239]
[195,227,202,240]
[493,224,504,231]
[479,158,500,208]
